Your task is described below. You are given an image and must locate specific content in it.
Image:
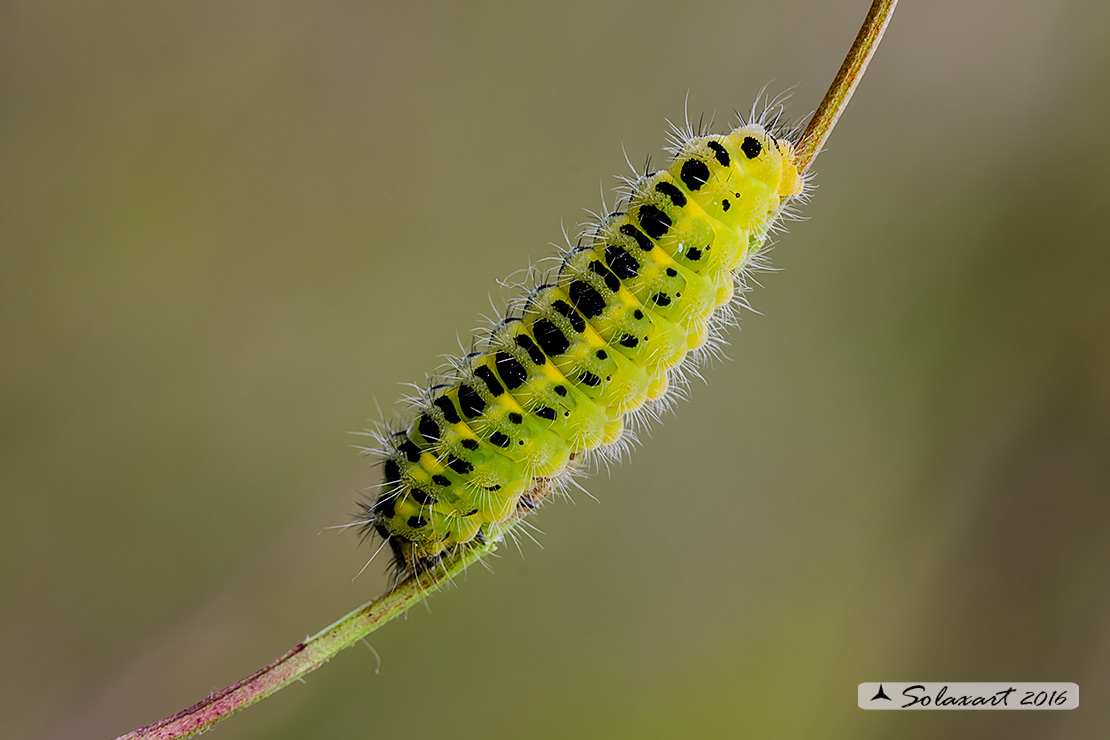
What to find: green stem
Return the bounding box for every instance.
[112,540,495,740]
[793,0,899,175]
[111,3,896,738]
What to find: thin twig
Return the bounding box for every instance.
[794,0,899,175]
[111,3,896,738]
[112,542,489,740]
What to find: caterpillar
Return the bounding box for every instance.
[361,110,807,574]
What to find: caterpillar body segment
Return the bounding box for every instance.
[364,122,805,573]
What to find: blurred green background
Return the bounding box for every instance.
[2,1,1108,738]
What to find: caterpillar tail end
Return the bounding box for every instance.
[777,139,805,199]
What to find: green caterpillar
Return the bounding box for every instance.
[363,116,806,573]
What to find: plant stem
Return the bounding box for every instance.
[111,3,896,738]
[793,0,899,175]
[111,540,493,740]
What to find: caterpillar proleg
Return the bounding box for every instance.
[361,112,807,574]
